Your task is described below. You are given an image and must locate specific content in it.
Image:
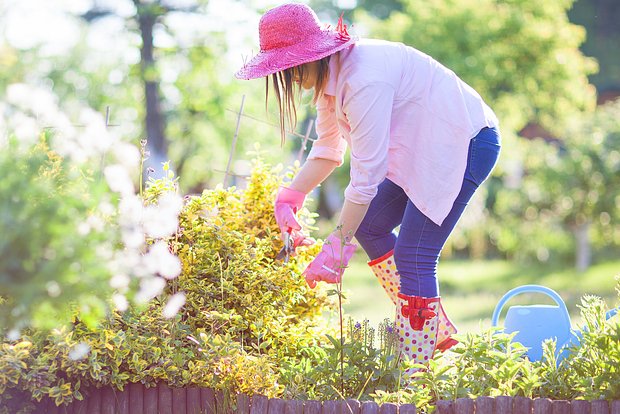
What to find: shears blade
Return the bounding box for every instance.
[276,231,294,263]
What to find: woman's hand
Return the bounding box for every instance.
[274,186,313,248]
[303,233,357,288]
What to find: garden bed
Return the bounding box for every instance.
[25,384,620,414]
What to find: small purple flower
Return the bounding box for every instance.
[386,325,394,334]
[354,322,362,330]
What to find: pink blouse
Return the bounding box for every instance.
[307,39,498,225]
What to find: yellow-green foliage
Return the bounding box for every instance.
[0,158,331,411]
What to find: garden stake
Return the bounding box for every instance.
[297,119,314,163]
[224,94,245,187]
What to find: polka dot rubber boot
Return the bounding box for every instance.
[367,251,400,304]
[396,293,439,376]
[368,251,458,352]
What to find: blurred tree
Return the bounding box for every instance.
[81,0,207,175]
[360,0,597,135]
[310,0,403,19]
[569,0,620,97]
[492,100,620,269]
[533,100,620,271]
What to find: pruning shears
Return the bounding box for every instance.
[276,228,295,263]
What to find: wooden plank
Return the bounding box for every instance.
[144,385,158,414]
[270,398,287,414]
[251,395,269,414]
[399,404,417,414]
[304,400,323,414]
[64,402,75,414]
[73,396,88,414]
[552,400,571,414]
[201,388,216,414]
[128,383,144,414]
[285,400,304,414]
[217,390,232,414]
[116,387,130,414]
[534,398,553,414]
[455,398,474,414]
[236,394,251,414]
[591,400,610,414]
[158,383,173,414]
[360,401,379,414]
[344,399,361,414]
[611,400,620,414]
[477,396,495,414]
[380,403,398,414]
[435,400,453,414]
[322,400,340,414]
[101,387,116,414]
[570,400,590,414]
[46,397,61,414]
[513,397,531,414]
[497,396,514,414]
[187,388,202,414]
[87,388,102,414]
[172,387,187,414]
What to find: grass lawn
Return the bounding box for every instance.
[326,255,620,335]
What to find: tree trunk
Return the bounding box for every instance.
[573,221,591,273]
[137,6,167,176]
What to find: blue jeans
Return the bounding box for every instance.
[354,127,501,297]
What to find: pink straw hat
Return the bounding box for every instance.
[235,3,357,80]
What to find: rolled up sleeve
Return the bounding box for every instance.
[307,95,347,166]
[343,83,394,204]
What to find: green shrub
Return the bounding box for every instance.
[0,136,120,331]
[2,145,620,414]
[0,156,335,411]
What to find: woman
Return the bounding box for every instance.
[236,3,501,371]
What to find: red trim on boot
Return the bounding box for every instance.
[367,249,395,267]
[398,293,439,331]
[436,337,459,352]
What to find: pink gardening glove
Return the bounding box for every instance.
[303,233,357,288]
[274,186,314,249]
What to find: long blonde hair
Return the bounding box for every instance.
[266,55,332,146]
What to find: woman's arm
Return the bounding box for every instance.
[334,199,369,242]
[289,158,339,194]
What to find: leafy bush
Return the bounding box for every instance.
[0,136,120,331]
[0,155,335,412]
[2,145,620,414]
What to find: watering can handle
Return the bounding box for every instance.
[491,284,571,327]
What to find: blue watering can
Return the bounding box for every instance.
[491,285,576,362]
[491,285,620,362]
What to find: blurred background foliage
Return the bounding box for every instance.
[0,0,618,279]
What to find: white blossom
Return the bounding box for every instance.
[110,273,130,290]
[145,241,181,280]
[111,142,141,172]
[112,293,129,312]
[143,193,183,238]
[135,277,166,303]
[68,342,91,361]
[163,292,186,319]
[6,329,21,341]
[104,164,135,196]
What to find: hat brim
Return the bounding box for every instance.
[235,31,357,80]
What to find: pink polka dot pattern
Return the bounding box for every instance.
[395,294,439,377]
[368,252,459,352]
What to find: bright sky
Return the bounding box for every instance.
[0,0,276,66]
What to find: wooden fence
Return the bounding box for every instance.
[25,384,620,414]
